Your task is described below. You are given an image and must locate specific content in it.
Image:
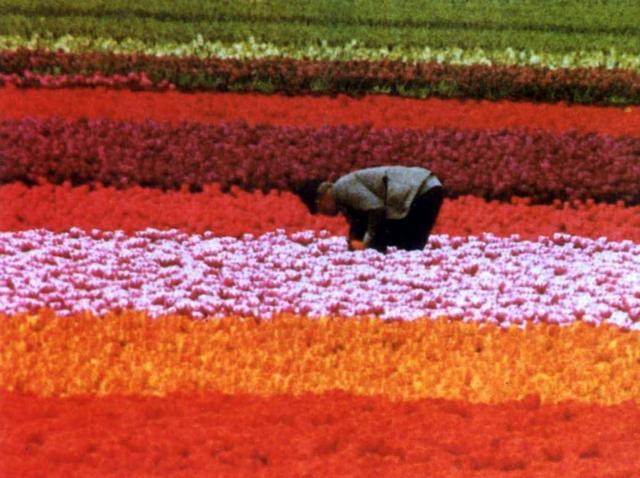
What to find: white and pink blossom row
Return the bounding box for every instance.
[1,229,639,329]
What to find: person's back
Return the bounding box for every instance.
[332,166,441,220]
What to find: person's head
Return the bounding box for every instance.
[293,179,338,216]
[315,181,337,216]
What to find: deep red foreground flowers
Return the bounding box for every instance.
[2,391,639,478]
[2,183,640,241]
[1,86,638,137]
[2,118,639,203]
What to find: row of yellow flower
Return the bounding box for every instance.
[2,310,639,404]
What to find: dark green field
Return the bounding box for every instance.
[1,0,638,52]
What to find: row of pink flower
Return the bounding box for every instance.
[1,229,639,329]
[1,118,639,203]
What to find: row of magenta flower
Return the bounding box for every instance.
[1,117,639,205]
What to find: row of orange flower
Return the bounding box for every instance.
[2,310,639,404]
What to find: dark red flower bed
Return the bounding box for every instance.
[1,49,639,105]
[1,391,639,478]
[1,86,638,137]
[2,118,639,204]
[2,182,640,242]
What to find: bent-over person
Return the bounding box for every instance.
[298,166,444,252]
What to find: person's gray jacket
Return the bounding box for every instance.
[333,166,441,219]
[332,166,442,245]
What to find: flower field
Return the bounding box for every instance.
[1,1,640,477]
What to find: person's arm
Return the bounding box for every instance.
[362,174,387,248]
[335,171,387,249]
[344,209,367,250]
[362,208,385,248]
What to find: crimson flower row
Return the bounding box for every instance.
[3,87,639,138]
[1,50,639,105]
[3,391,638,477]
[2,183,640,242]
[1,118,639,204]
[1,229,639,329]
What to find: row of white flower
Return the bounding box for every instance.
[1,34,639,70]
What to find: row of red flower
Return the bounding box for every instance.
[2,390,638,477]
[1,50,639,104]
[2,86,638,138]
[2,118,638,203]
[2,182,639,241]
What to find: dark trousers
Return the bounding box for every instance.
[367,186,444,252]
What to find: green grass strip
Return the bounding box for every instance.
[1,0,639,33]
[2,34,639,71]
[1,4,639,54]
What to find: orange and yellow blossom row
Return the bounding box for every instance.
[1,310,639,404]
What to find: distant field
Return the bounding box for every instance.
[1,0,639,52]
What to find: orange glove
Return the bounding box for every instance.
[350,240,366,250]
